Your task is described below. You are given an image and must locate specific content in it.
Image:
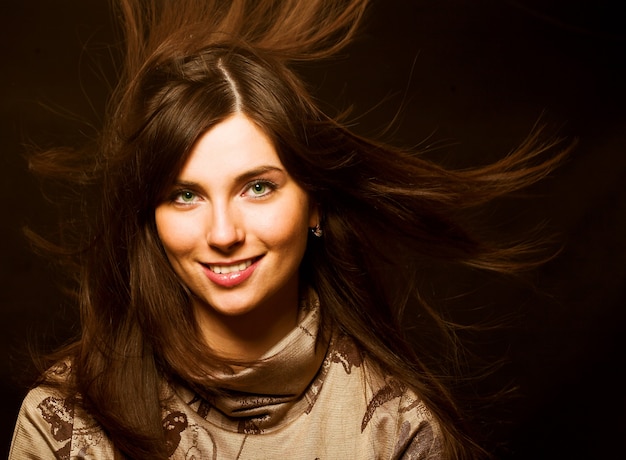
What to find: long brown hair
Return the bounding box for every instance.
[28,0,571,458]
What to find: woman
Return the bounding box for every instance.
[10,1,568,458]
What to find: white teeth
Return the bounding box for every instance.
[209,259,253,274]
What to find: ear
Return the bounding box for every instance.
[308,199,320,228]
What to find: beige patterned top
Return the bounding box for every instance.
[11,305,443,459]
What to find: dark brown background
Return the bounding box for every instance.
[2,1,624,458]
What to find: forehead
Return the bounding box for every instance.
[180,114,282,179]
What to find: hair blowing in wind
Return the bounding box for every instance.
[12,1,573,459]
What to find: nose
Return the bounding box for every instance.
[206,202,244,252]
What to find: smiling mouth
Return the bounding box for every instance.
[206,257,259,274]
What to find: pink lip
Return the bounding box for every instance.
[202,258,260,288]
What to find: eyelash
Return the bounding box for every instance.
[167,179,278,205]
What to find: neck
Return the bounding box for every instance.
[193,290,300,361]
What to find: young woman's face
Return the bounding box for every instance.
[155,114,317,351]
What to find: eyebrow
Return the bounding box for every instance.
[173,165,285,188]
[234,165,284,182]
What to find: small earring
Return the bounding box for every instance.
[310,224,323,238]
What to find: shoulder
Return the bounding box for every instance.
[321,333,444,458]
[359,362,444,459]
[9,362,113,459]
[388,384,444,459]
[10,382,78,459]
[20,360,76,422]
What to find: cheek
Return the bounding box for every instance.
[155,208,199,259]
[257,197,311,254]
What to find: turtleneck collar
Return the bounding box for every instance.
[174,290,330,433]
